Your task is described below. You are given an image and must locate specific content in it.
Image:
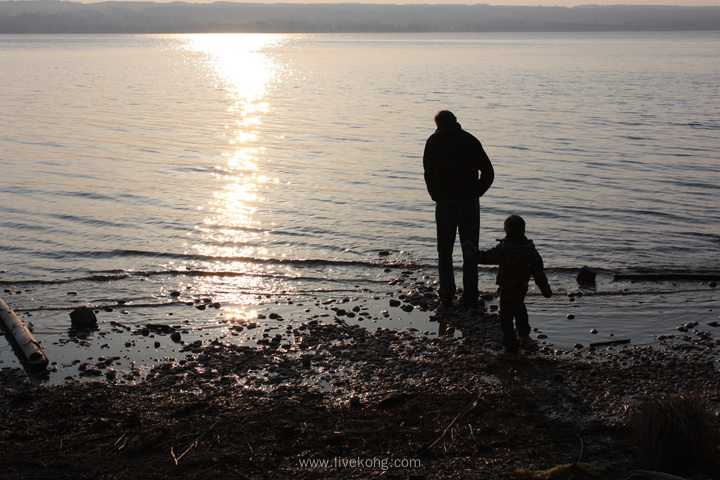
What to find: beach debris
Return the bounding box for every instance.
[0,297,49,370]
[513,461,607,479]
[625,471,692,480]
[576,266,597,286]
[589,338,630,348]
[377,391,406,408]
[614,273,719,282]
[118,428,165,456]
[70,306,98,328]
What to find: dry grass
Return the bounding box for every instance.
[631,392,719,473]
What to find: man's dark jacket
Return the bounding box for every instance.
[423,122,494,202]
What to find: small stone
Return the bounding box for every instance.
[566,314,575,320]
[590,329,598,334]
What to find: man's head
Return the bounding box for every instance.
[434,110,457,128]
[504,215,526,237]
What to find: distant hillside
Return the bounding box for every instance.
[1,1,719,33]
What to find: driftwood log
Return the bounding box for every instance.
[0,297,49,370]
[613,273,718,281]
[589,338,631,348]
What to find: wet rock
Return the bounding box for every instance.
[301,355,312,368]
[576,266,597,286]
[70,307,97,328]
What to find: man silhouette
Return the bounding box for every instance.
[423,110,494,309]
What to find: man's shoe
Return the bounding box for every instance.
[438,295,454,312]
[519,336,537,351]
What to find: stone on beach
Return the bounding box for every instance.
[576,265,597,286]
[70,307,97,328]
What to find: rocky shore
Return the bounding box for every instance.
[1,283,719,479]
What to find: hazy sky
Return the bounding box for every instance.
[72,0,720,6]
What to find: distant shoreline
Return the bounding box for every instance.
[1,2,719,33]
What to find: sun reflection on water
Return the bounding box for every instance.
[180,34,288,306]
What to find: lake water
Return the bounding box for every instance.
[1,32,718,378]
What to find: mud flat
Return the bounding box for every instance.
[1,281,719,480]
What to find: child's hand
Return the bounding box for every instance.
[461,240,479,263]
[541,285,553,298]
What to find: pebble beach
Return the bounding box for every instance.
[1,274,718,479]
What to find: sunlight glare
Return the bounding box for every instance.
[181,34,287,304]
